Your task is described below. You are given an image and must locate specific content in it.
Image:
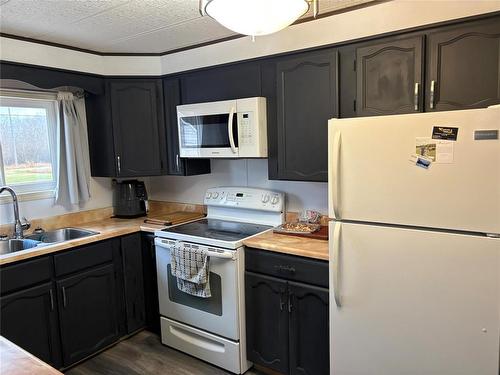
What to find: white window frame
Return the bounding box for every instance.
[0,90,59,203]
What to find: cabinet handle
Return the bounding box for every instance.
[279,292,285,311]
[49,289,54,311]
[176,154,180,171]
[414,82,420,111]
[117,156,121,175]
[430,80,436,109]
[288,292,293,313]
[62,286,67,308]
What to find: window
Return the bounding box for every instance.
[0,91,58,196]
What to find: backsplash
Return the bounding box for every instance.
[1,160,327,226]
[149,159,328,214]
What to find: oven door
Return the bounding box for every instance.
[155,238,241,340]
[177,101,239,158]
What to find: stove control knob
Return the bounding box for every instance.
[206,192,212,199]
[212,192,219,199]
[271,195,279,205]
[262,194,270,203]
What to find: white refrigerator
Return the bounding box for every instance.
[328,106,500,375]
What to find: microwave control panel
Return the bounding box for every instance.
[238,112,254,146]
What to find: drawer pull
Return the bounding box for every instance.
[274,265,296,274]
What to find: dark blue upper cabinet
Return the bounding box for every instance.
[355,35,425,116]
[109,79,166,177]
[163,77,211,176]
[426,16,500,111]
[180,62,262,104]
[270,50,338,182]
[87,79,168,177]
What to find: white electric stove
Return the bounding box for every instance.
[154,187,285,374]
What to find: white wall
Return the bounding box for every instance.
[149,159,328,214]
[0,177,113,224]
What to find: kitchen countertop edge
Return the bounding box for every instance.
[243,230,329,261]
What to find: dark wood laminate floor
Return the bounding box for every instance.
[65,330,265,375]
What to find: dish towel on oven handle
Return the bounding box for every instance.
[170,241,211,298]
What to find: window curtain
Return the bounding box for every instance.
[0,141,5,185]
[55,91,91,206]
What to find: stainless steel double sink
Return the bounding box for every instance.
[0,228,100,255]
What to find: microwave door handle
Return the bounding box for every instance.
[228,107,237,154]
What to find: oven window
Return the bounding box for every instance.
[179,114,238,148]
[167,265,223,316]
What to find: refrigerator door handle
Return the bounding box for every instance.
[331,222,342,308]
[330,131,342,219]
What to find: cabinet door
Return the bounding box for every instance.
[57,264,119,366]
[426,17,500,111]
[275,50,337,181]
[163,78,211,176]
[356,36,424,116]
[245,272,289,374]
[0,282,61,367]
[86,93,116,177]
[109,79,166,177]
[121,234,145,334]
[288,281,329,375]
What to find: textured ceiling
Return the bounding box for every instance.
[0,0,375,54]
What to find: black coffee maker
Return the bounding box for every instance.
[112,179,148,218]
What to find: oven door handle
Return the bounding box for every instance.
[228,106,237,154]
[206,249,236,260]
[155,239,235,260]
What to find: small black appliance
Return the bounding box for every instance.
[112,179,148,218]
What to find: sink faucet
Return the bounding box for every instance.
[0,186,30,239]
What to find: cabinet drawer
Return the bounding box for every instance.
[0,257,53,295]
[245,248,328,288]
[54,239,115,277]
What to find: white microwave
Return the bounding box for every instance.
[177,97,267,158]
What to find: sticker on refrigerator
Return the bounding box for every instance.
[435,140,454,163]
[409,154,432,169]
[432,126,458,141]
[415,137,454,163]
[416,137,436,161]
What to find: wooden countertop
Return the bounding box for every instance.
[0,212,204,266]
[0,336,62,375]
[243,230,329,261]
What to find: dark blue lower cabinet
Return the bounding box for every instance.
[246,272,290,374]
[57,263,120,367]
[0,281,62,368]
[245,252,329,375]
[288,281,329,375]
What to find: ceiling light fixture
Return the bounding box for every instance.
[200,0,318,38]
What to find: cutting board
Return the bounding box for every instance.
[144,211,205,226]
[273,225,329,240]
